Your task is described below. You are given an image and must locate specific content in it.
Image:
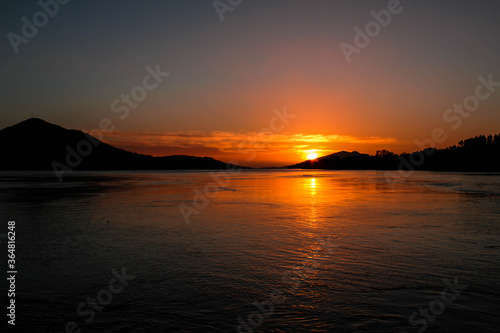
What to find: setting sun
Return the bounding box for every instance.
[307,152,319,160]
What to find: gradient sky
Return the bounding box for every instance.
[1,0,499,166]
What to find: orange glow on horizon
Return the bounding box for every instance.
[97,130,412,167]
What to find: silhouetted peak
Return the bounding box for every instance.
[0,118,241,172]
[1,118,65,134]
[20,117,50,125]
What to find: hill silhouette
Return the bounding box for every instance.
[288,149,399,170]
[288,134,500,171]
[0,118,239,172]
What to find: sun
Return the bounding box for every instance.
[307,152,319,160]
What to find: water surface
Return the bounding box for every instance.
[1,170,499,332]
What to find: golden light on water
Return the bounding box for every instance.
[309,177,317,197]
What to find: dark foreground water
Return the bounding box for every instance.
[0,170,499,332]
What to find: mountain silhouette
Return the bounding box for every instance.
[318,150,365,160]
[289,149,398,170]
[0,118,239,172]
[289,135,500,171]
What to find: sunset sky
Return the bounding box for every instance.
[1,0,500,166]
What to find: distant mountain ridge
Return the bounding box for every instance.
[317,151,365,160]
[289,134,500,171]
[0,118,239,174]
[2,118,498,174]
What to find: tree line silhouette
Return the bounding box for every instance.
[289,133,500,172]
